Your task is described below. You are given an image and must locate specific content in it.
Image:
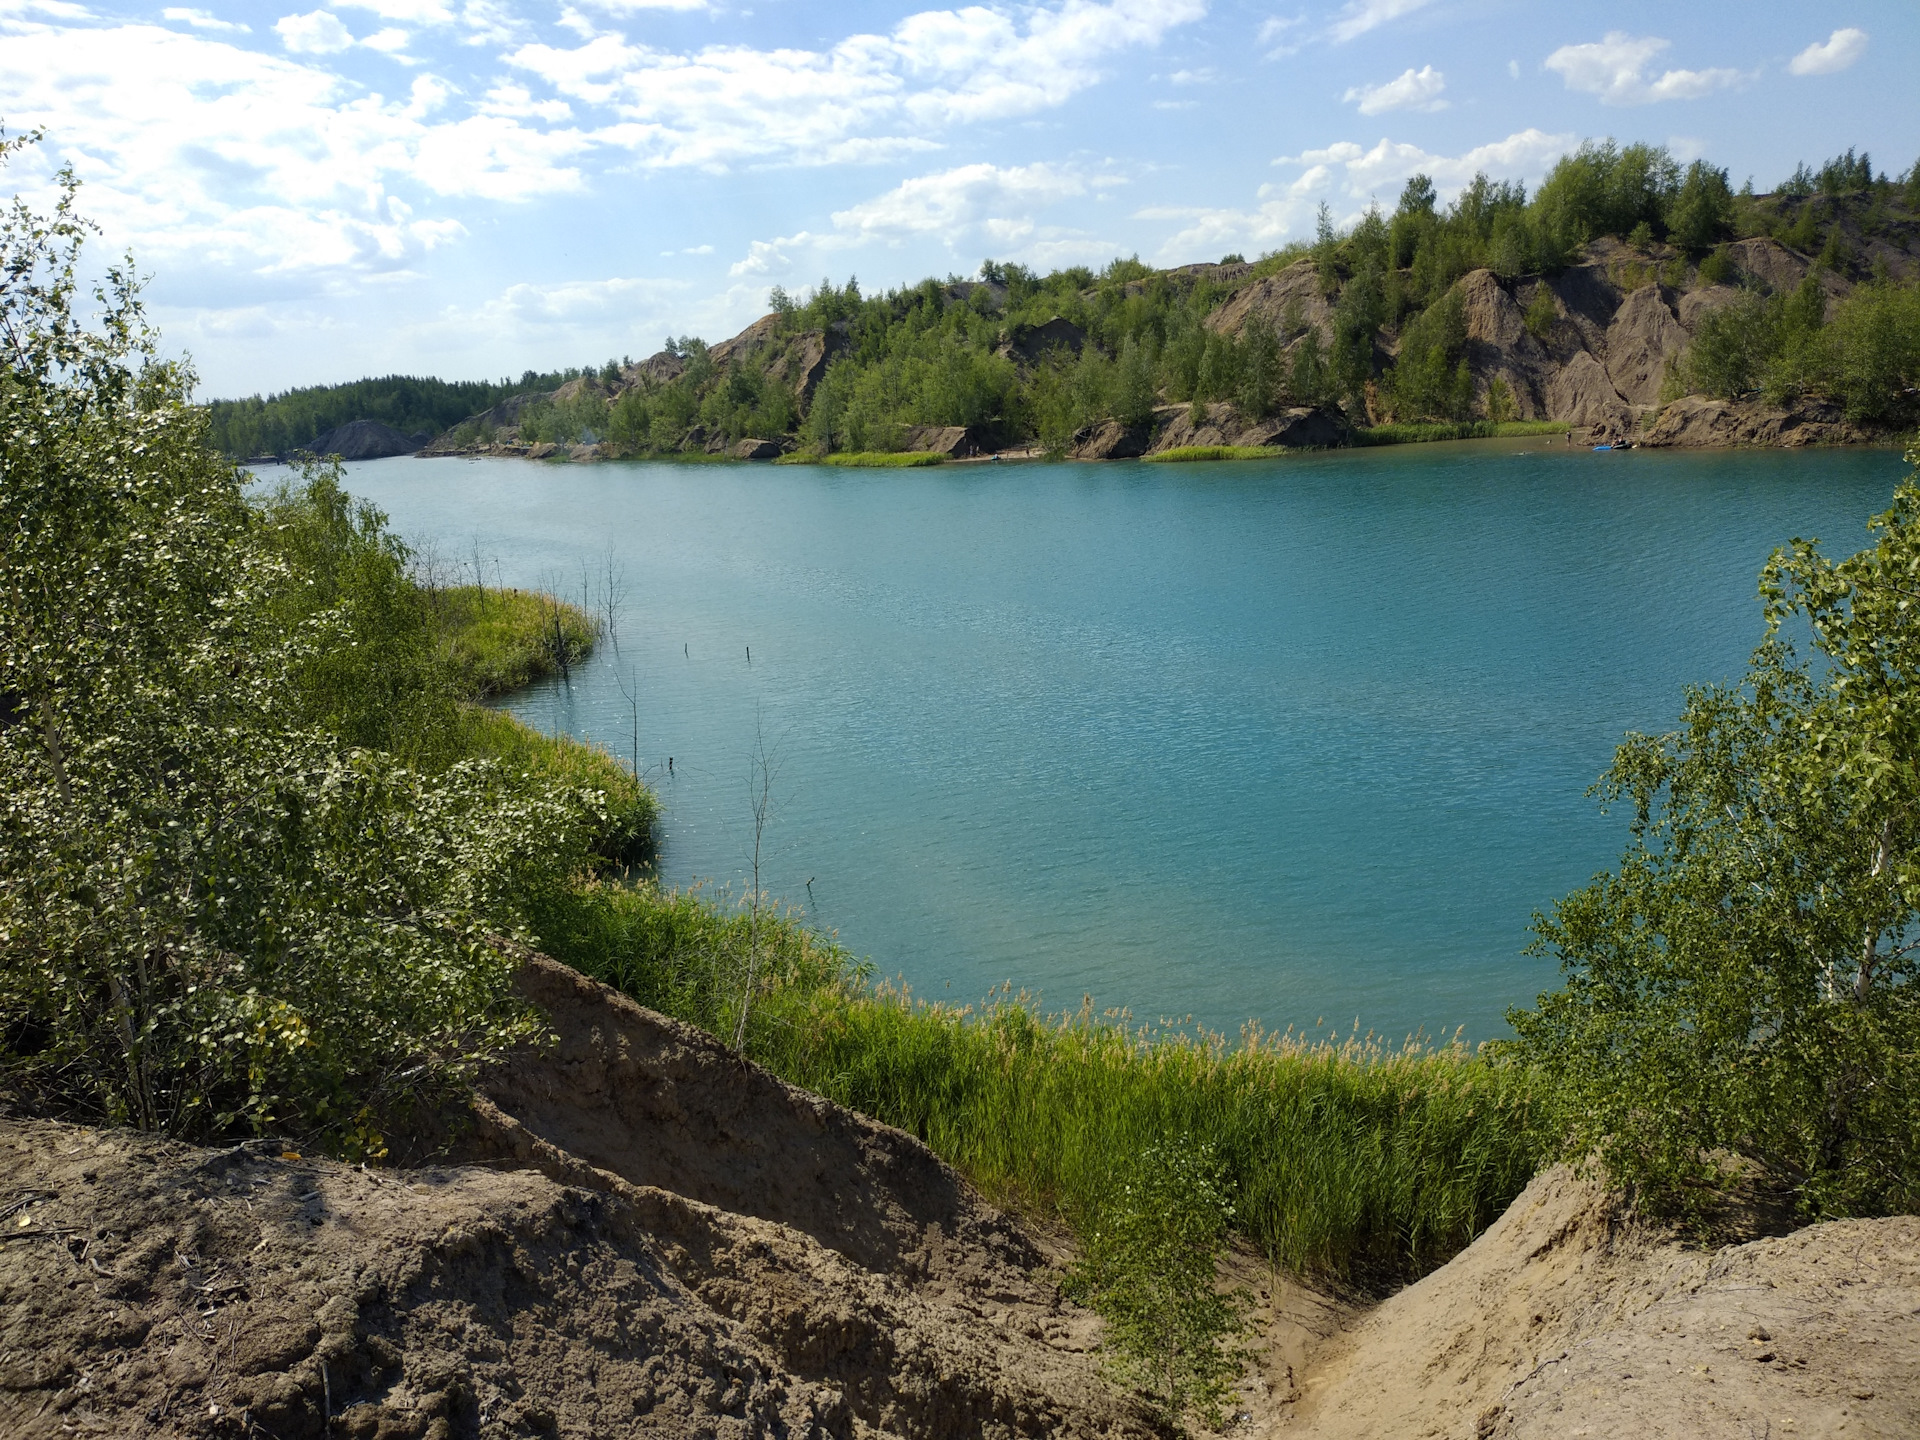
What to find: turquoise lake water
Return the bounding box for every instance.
[339,442,1909,1042]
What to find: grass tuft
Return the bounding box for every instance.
[1354,420,1568,446]
[431,585,599,698]
[531,871,1551,1288]
[795,450,948,468]
[1145,445,1286,463]
[750,984,1549,1285]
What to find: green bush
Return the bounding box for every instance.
[1066,1142,1250,1430]
[1146,445,1286,462]
[0,144,602,1153]
[1504,464,1920,1220]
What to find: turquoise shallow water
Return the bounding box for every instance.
[339,442,1908,1042]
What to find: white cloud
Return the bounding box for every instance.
[162,8,250,32]
[0,20,595,277]
[1344,65,1445,115]
[577,0,710,9]
[1506,58,1518,79]
[508,0,1206,169]
[1544,32,1743,105]
[275,9,353,53]
[330,0,453,21]
[1789,27,1866,77]
[831,161,1114,242]
[1327,0,1430,44]
[730,161,1124,275]
[1276,127,1576,198]
[1169,66,1214,85]
[1149,126,1572,261]
[1256,12,1302,56]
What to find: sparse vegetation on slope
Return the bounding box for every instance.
[232,140,1920,464]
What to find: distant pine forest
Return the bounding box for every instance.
[205,142,1920,460]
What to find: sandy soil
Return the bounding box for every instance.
[1239,1166,1920,1440]
[0,958,1156,1439]
[4,957,1916,1440]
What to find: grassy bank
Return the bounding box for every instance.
[459,708,657,866]
[755,987,1546,1284]
[1353,420,1568,446]
[431,584,600,697]
[534,881,1548,1285]
[1145,444,1286,463]
[775,450,946,468]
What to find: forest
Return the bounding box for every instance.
[212,142,1920,460]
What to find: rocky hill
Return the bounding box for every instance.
[1202,233,1895,449]
[5,953,1917,1440]
[412,182,1919,465]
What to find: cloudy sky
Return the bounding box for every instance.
[2,0,1913,396]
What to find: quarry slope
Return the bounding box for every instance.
[1256,1166,1920,1440]
[5,959,1917,1440]
[0,958,1155,1440]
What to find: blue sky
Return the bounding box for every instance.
[2,0,1914,396]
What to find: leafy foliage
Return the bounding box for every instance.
[1682,275,1920,423]
[0,139,609,1153]
[206,371,588,458]
[1066,1142,1250,1431]
[1505,462,1920,1219]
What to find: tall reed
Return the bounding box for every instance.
[533,873,1551,1285]
[754,984,1549,1284]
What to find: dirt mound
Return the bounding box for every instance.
[998,318,1088,367]
[1603,284,1688,408]
[1641,394,1864,448]
[306,420,428,461]
[1203,262,1334,350]
[1144,402,1349,453]
[1253,1165,1920,1440]
[904,425,993,458]
[1070,419,1151,460]
[0,959,1156,1440]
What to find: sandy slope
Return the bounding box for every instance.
[4,957,1916,1439]
[1249,1167,1920,1440]
[0,958,1155,1440]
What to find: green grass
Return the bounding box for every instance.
[785,450,948,468]
[457,706,657,866]
[533,876,1551,1286]
[752,987,1549,1285]
[1145,445,1286,463]
[431,585,599,698]
[1353,420,1568,446]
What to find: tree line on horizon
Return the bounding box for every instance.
[209,142,1920,459]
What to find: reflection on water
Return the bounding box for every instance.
[338,443,1905,1041]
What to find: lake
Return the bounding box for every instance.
[337,441,1908,1043]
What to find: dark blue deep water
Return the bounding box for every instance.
[339,442,1909,1041]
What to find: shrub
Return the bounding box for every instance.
[1524,284,1559,340]
[0,141,605,1154]
[1066,1142,1250,1431]
[1666,161,1735,252]
[1504,466,1920,1220]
